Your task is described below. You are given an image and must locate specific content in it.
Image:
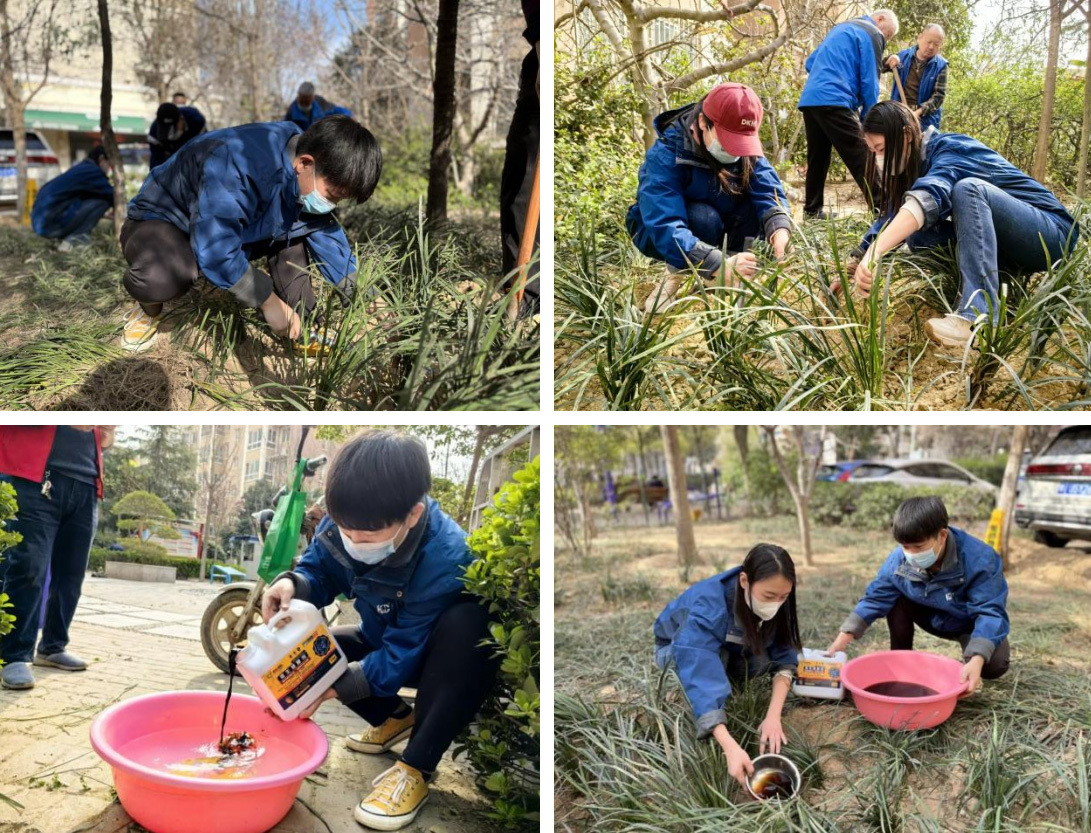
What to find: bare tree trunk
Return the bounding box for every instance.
[200,427,217,581]
[764,426,824,567]
[661,425,698,574]
[1079,5,1091,198]
[733,426,751,500]
[460,425,488,526]
[997,425,1029,571]
[98,0,127,240]
[426,0,459,231]
[1033,0,1063,183]
[633,427,651,527]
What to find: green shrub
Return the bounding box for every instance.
[810,482,995,531]
[460,456,540,830]
[88,544,227,580]
[0,482,22,668]
[952,456,1008,488]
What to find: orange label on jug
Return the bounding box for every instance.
[796,659,842,689]
[261,623,344,709]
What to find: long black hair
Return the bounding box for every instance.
[862,100,922,215]
[734,543,802,657]
[692,98,754,197]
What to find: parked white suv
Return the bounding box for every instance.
[0,129,61,204]
[1015,426,1091,547]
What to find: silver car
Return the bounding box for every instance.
[1015,426,1091,547]
[848,459,997,494]
[0,129,61,204]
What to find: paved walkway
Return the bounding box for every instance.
[0,576,491,833]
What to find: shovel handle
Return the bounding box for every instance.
[890,62,907,108]
[509,155,541,321]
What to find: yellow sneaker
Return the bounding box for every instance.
[346,710,414,754]
[353,761,428,830]
[121,306,160,352]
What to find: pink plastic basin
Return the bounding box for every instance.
[842,650,970,730]
[90,691,328,833]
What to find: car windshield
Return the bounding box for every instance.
[0,132,48,151]
[1042,427,1091,456]
[851,465,893,479]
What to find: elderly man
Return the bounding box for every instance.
[885,23,948,131]
[798,8,899,218]
[285,82,353,131]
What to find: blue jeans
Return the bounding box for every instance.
[909,178,1074,323]
[0,473,97,662]
[629,201,761,263]
[37,198,110,243]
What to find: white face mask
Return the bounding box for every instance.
[745,588,784,622]
[339,522,404,565]
[874,153,885,174]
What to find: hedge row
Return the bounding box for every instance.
[809,482,996,531]
[88,544,230,580]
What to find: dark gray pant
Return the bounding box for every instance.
[887,595,1011,679]
[120,218,317,315]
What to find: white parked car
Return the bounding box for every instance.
[0,129,61,203]
[847,459,997,494]
[1015,426,1091,547]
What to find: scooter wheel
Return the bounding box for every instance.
[201,587,263,674]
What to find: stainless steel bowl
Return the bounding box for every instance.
[745,753,801,800]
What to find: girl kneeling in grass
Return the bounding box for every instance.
[626,83,792,314]
[849,100,1079,349]
[653,544,801,789]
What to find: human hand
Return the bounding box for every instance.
[854,259,875,295]
[885,55,902,69]
[724,740,755,789]
[260,295,303,339]
[758,716,787,755]
[261,577,296,624]
[827,632,854,656]
[961,655,985,695]
[726,252,758,281]
[770,229,789,260]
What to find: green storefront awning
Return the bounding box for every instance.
[24,109,147,134]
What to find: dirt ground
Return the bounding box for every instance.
[555,513,1091,830]
[0,576,495,833]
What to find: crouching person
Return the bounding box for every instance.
[30,147,114,250]
[261,430,499,830]
[828,496,1011,693]
[119,115,381,352]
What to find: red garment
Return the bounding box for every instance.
[0,426,104,498]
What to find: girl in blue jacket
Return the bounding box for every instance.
[828,496,1011,694]
[654,544,801,789]
[626,83,792,314]
[261,430,499,830]
[848,100,1078,348]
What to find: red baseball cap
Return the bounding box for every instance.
[702,83,764,157]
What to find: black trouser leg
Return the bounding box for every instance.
[401,601,500,774]
[802,108,833,217]
[265,240,319,323]
[886,596,1011,679]
[821,107,875,211]
[500,53,540,310]
[121,218,200,316]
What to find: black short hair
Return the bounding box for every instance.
[295,114,382,203]
[892,496,949,544]
[325,430,431,530]
[156,102,180,127]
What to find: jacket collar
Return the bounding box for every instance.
[894,528,963,584]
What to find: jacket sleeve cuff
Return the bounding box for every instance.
[229,264,274,308]
[964,637,996,663]
[696,708,728,740]
[840,612,870,638]
[332,661,371,705]
[274,570,312,603]
[761,209,791,239]
[688,240,715,262]
[905,189,941,227]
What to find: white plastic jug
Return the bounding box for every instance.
[791,648,847,700]
[236,599,348,720]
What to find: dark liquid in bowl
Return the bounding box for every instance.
[864,681,939,698]
[751,769,794,799]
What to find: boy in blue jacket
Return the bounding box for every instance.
[828,496,1011,694]
[147,102,207,170]
[627,83,792,314]
[119,115,381,352]
[30,146,114,249]
[797,9,899,217]
[261,430,498,831]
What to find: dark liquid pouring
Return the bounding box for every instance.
[751,769,794,799]
[864,681,939,698]
[219,647,240,749]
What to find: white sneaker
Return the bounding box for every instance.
[121,306,161,352]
